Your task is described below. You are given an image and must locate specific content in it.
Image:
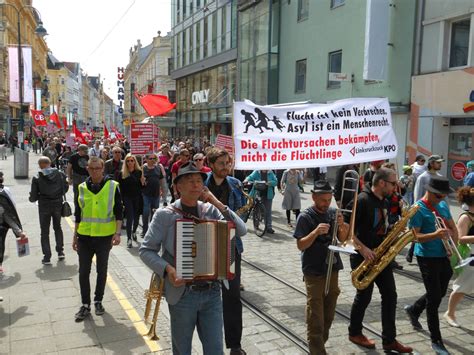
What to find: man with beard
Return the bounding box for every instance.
[413,155,444,202]
[348,168,412,353]
[204,147,247,355]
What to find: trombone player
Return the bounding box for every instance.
[293,180,349,355]
[405,177,457,355]
[347,168,412,353]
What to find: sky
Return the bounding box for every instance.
[34,0,172,102]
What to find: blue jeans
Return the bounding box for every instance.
[142,195,160,236]
[168,283,224,355]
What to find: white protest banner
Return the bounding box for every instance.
[130,123,155,155]
[233,97,398,170]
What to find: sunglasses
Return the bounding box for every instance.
[126,160,135,163]
[194,158,203,161]
[147,157,157,160]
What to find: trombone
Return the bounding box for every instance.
[328,169,360,255]
[433,213,474,269]
[143,273,165,340]
[325,170,359,295]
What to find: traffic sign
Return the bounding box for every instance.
[451,162,467,181]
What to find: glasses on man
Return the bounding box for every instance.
[384,180,397,186]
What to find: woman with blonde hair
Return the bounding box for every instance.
[119,153,145,248]
[444,187,474,327]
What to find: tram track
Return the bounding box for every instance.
[240,257,384,346]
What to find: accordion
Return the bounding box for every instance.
[175,219,236,281]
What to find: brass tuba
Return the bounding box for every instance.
[351,204,420,290]
[143,273,165,340]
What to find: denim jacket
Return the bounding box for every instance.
[205,174,246,254]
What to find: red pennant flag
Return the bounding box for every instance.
[103,123,110,138]
[134,92,176,116]
[112,127,123,140]
[62,116,67,129]
[72,120,87,144]
[31,109,47,126]
[50,112,62,128]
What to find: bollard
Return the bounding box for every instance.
[13,149,29,179]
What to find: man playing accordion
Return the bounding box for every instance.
[139,162,246,355]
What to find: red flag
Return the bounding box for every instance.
[112,127,123,140]
[32,126,42,137]
[62,116,67,129]
[134,92,176,116]
[72,120,87,144]
[31,109,47,126]
[103,123,110,138]
[50,112,62,128]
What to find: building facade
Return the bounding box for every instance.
[0,0,48,136]
[410,0,474,187]
[171,0,238,141]
[124,33,176,137]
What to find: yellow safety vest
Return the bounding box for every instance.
[77,180,118,237]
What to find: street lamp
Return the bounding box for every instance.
[1,2,48,150]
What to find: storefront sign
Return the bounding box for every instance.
[233,97,398,170]
[451,162,467,181]
[117,67,125,114]
[215,134,234,155]
[191,89,209,104]
[130,123,155,155]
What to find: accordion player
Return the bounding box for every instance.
[175,219,236,281]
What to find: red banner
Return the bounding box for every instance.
[130,123,155,155]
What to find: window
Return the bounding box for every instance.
[331,0,345,9]
[168,90,176,104]
[297,0,309,22]
[295,59,307,93]
[328,50,342,88]
[449,18,470,68]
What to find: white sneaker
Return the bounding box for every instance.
[443,312,460,327]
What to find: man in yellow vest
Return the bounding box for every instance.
[73,156,122,322]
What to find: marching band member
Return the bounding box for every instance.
[444,186,474,328]
[293,180,349,355]
[139,162,246,355]
[348,168,412,353]
[405,177,457,355]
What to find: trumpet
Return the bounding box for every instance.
[328,169,360,255]
[143,273,165,340]
[433,213,474,269]
[325,170,359,296]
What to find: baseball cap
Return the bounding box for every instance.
[428,155,444,163]
[467,160,474,169]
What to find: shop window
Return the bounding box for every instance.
[449,18,470,68]
[295,59,306,94]
[297,0,309,22]
[328,50,342,88]
[168,90,176,104]
[331,0,345,9]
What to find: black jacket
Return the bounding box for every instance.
[0,188,22,235]
[29,168,68,203]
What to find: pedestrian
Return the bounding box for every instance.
[43,141,59,167]
[157,143,173,169]
[405,177,457,355]
[281,168,303,227]
[400,166,415,205]
[0,133,7,160]
[334,164,359,209]
[119,154,145,248]
[67,144,89,212]
[294,180,349,355]
[411,154,427,180]
[244,169,278,234]
[463,160,474,187]
[413,155,444,202]
[193,152,211,173]
[362,160,384,188]
[73,156,122,322]
[205,148,247,355]
[89,139,101,157]
[0,171,27,274]
[141,153,167,237]
[29,157,68,264]
[348,168,412,353]
[171,149,191,199]
[443,186,474,328]
[139,162,246,355]
[104,146,123,181]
